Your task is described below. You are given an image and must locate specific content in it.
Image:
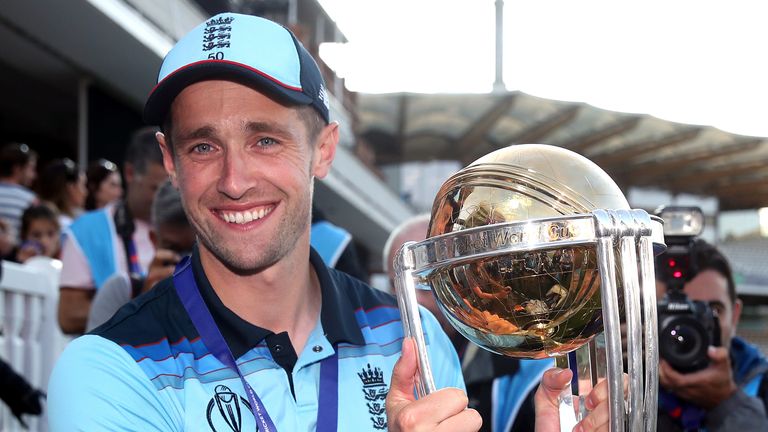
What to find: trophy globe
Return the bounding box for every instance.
[423,144,629,358]
[394,143,663,431]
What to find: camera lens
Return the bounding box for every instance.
[659,316,709,372]
[665,324,701,357]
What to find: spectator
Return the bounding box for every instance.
[0,219,14,258]
[86,180,195,331]
[85,158,122,210]
[36,158,86,229]
[656,239,768,431]
[15,204,61,262]
[58,127,166,334]
[0,142,37,245]
[383,214,552,432]
[311,206,368,281]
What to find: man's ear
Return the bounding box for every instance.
[156,132,178,187]
[733,298,743,327]
[311,122,339,179]
[149,229,159,249]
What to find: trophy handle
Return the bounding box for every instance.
[593,210,626,432]
[394,241,437,397]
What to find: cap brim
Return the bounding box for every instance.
[143,60,313,125]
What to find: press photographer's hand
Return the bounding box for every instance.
[659,345,737,409]
[386,338,482,431]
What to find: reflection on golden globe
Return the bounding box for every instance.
[422,144,629,359]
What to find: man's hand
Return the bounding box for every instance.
[141,249,180,293]
[386,338,482,431]
[659,346,737,409]
[16,241,42,262]
[535,368,619,432]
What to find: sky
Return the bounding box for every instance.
[317,0,768,138]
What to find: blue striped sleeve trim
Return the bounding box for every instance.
[120,336,210,362]
[354,305,401,329]
[337,337,404,360]
[134,344,277,390]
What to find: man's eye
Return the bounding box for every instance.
[193,143,214,153]
[257,137,277,147]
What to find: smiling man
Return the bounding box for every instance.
[48,12,613,432]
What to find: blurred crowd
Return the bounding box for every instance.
[1,126,767,431]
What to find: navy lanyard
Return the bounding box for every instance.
[173,257,339,432]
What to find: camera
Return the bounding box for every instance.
[655,206,720,373]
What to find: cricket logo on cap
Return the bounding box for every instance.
[203,16,235,52]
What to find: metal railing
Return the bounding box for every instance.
[0,257,68,432]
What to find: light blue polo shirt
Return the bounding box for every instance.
[48,247,464,431]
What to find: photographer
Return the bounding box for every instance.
[656,238,768,431]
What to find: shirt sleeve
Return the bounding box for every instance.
[59,233,95,289]
[706,387,768,431]
[420,305,466,391]
[86,274,132,332]
[48,335,182,431]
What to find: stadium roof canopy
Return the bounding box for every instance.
[358,91,768,211]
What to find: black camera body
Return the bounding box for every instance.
[657,289,720,372]
[655,206,720,373]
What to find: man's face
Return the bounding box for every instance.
[156,222,196,256]
[656,269,741,349]
[27,218,59,257]
[158,80,336,273]
[21,158,36,187]
[97,171,124,208]
[126,162,168,221]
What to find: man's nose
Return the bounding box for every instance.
[217,148,251,199]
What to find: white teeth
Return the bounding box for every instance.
[221,207,272,224]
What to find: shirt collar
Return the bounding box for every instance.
[189,245,364,358]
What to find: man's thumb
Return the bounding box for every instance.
[388,337,418,403]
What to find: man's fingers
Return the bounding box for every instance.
[577,394,610,432]
[386,338,479,431]
[407,388,469,421]
[387,338,418,406]
[533,368,572,432]
[389,388,474,431]
[434,407,482,432]
[707,346,729,363]
[659,360,685,386]
[582,375,626,411]
[538,368,573,403]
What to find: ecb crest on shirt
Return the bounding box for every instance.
[206,385,256,432]
[358,363,389,430]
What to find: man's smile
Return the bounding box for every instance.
[216,205,275,225]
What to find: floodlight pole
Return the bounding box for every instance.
[493,0,507,92]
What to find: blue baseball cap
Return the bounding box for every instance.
[144,13,330,125]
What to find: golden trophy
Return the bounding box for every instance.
[393,144,664,432]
